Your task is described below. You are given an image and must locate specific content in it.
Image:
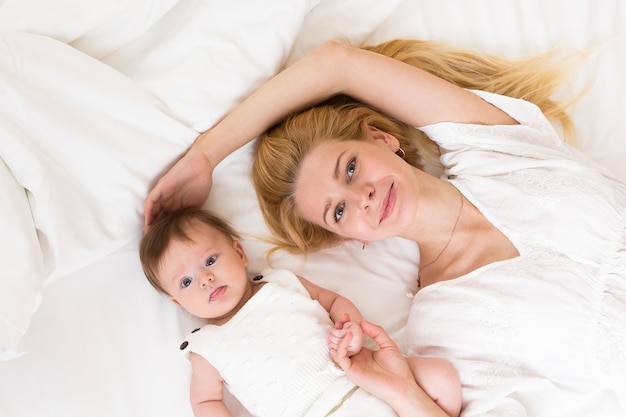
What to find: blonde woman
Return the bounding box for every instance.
[145,40,626,415]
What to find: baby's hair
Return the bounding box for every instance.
[139,208,241,295]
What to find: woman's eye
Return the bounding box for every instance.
[205,256,216,267]
[346,158,356,180]
[181,277,192,288]
[334,203,345,223]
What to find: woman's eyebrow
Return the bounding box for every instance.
[333,150,347,180]
[323,202,331,226]
[323,149,349,225]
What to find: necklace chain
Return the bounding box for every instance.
[417,186,464,288]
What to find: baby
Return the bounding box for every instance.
[139,207,461,417]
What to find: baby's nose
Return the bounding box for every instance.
[199,273,214,287]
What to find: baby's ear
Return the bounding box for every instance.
[233,240,249,267]
[168,295,181,306]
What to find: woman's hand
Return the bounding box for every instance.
[330,320,415,403]
[143,148,214,230]
[330,320,449,417]
[143,42,346,230]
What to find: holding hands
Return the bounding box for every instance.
[327,313,364,358]
[329,319,455,417]
[328,318,417,404]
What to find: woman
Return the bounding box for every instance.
[145,40,626,415]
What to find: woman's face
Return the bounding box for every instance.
[294,133,419,242]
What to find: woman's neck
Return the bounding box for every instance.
[404,176,519,287]
[399,173,464,251]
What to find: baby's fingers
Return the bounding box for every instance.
[327,331,344,350]
[330,331,354,370]
[329,326,348,338]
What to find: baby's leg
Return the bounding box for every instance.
[406,356,462,417]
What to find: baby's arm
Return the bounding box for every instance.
[407,357,462,417]
[189,352,233,417]
[297,276,364,356]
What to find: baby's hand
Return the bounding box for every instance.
[328,313,364,358]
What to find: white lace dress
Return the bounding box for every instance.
[407,91,626,416]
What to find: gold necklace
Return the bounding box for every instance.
[417,186,464,288]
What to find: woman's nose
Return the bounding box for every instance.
[357,185,374,211]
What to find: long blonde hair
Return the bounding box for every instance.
[252,38,579,255]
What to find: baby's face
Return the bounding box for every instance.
[157,221,251,324]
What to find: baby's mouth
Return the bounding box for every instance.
[209,286,226,301]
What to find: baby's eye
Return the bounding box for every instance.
[205,256,216,267]
[334,203,345,223]
[346,158,356,180]
[181,277,192,288]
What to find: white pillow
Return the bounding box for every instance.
[0,0,318,360]
[103,0,320,131]
[0,0,181,59]
[286,0,406,64]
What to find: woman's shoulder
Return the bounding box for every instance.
[421,90,567,155]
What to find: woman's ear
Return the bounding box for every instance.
[368,125,400,149]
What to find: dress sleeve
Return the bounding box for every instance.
[420,90,567,152]
[418,90,576,178]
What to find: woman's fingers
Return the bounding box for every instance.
[143,188,163,230]
[360,320,397,350]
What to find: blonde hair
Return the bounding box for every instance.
[139,208,240,295]
[252,38,579,255]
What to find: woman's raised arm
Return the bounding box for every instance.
[144,41,348,227]
[195,40,516,167]
[144,40,516,226]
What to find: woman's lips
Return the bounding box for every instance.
[380,183,395,223]
[209,286,226,301]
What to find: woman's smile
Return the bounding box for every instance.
[379,183,395,223]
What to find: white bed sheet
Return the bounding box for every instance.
[1,1,625,416]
